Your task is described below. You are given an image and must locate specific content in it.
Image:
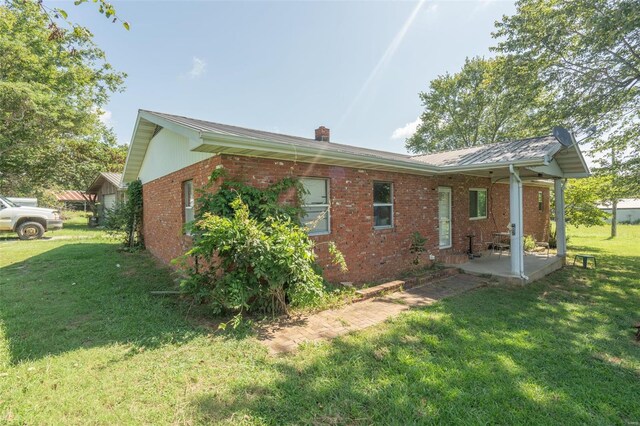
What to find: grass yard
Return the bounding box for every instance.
[0,219,639,425]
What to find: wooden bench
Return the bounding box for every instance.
[573,254,596,269]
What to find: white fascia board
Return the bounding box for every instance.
[123,111,204,183]
[195,132,548,175]
[122,113,147,183]
[138,110,202,141]
[196,133,440,175]
[571,144,591,176]
[527,159,564,178]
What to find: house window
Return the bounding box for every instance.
[183,180,195,224]
[373,181,393,228]
[469,188,487,219]
[301,178,330,235]
[538,191,543,211]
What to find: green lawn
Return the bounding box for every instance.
[0,221,638,424]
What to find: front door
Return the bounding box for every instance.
[438,187,452,249]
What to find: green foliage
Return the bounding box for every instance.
[409,231,428,265]
[327,241,348,272]
[407,56,555,154]
[194,167,305,225]
[561,177,610,227]
[70,0,130,30]
[494,0,640,194]
[104,179,143,249]
[183,198,324,316]
[180,169,347,317]
[0,1,126,195]
[523,234,536,252]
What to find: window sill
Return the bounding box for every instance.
[469,216,487,221]
[309,231,330,237]
[373,226,394,231]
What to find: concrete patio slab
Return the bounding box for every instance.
[453,252,563,284]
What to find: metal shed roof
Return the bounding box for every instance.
[86,172,124,194]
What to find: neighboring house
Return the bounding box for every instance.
[598,198,640,224]
[54,190,95,211]
[86,172,125,222]
[122,110,589,283]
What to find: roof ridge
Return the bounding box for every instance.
[141,109,414,159]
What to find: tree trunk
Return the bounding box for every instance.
[611,199,618,238]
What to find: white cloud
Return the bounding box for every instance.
[98,109,112,125]
[187,57,206,79]
[391,117,421,140]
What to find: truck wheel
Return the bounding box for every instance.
[17,222,45,240]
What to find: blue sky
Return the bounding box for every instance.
[58,0,516,154]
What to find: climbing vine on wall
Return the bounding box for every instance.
[178,166,347,317]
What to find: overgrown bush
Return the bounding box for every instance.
[178,168,346,317]
[184,198,325,315]
[104,179,143,249]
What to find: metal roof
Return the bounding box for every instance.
[55,190,93,202]
[598,198,640,209]
[410,136,561,167]
[122,110,590,183]
[143,110,415,164]
[86,172,124,194]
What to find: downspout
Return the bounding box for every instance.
[509,164,529,282]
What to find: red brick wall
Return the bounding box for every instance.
[141,155,550,283]
[142,157,222,264]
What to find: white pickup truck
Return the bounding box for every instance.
[0,196,63,240]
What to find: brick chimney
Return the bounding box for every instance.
[314,126,330,142]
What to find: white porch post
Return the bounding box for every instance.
[509,166,525,278]
[554,179,567,258]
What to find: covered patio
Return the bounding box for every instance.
[455,252,563,284]
[422,127,591,283]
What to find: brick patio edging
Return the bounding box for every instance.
[257,273,486,355]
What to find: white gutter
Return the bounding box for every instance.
[197,132,547,176]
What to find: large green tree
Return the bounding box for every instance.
[406,56,555,154]
[494,0,640,194]
[0,0,126,195]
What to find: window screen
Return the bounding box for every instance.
[301,178,330,235]
[373,182,393,228]
[469,189,487,219]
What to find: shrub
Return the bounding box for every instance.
[409,231,428,265]
[183,198,324,316]
[104,179,143,249]
[523,234,536,252]
[178,168,346,317]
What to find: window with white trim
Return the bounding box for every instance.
[373,181,393,228]
[301,178,330,235]
[183,180,195,224]
[469,188,487,219]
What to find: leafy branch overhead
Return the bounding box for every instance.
[45,0,130,30]
[406,56,557,154]
[0,1,127,196]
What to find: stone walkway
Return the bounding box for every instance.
[257,273,487,354]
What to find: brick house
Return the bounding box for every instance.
[122,110,589,283]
